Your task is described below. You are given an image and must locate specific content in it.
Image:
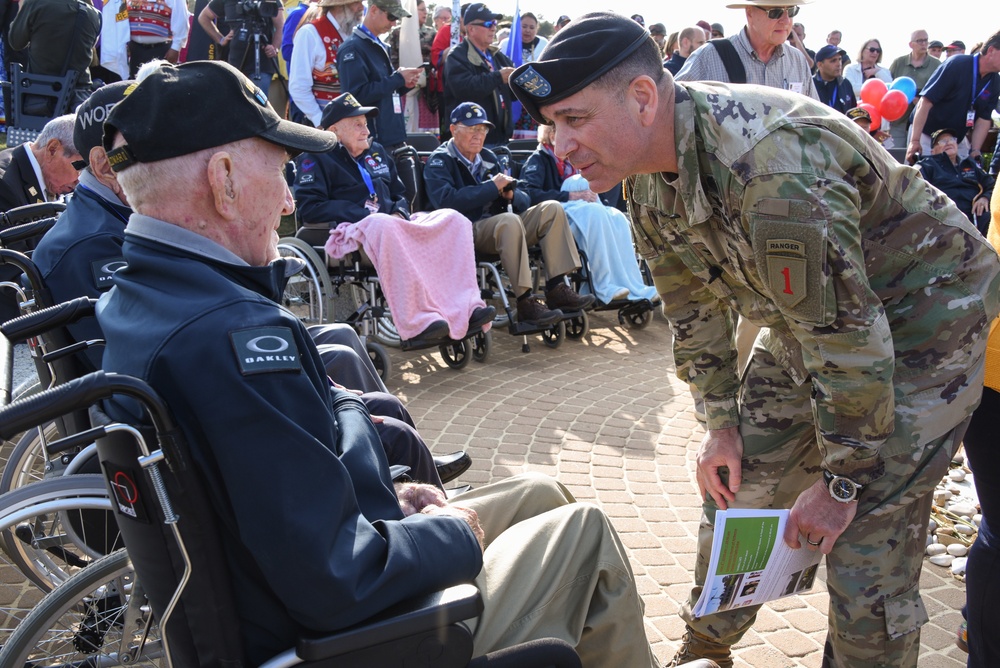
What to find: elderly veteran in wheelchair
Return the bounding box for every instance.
[294,92,494,343]
[97,60,664,667]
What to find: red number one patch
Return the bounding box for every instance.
[781,266,794,295]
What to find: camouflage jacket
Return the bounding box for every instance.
[628,82,1000,484]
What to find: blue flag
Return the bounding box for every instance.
[504,3,523,134]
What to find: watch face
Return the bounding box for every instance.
[830,477,856,501]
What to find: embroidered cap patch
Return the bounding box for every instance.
[513,66,552,97]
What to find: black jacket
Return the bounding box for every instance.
[423,140,528,222]
[338,27,409,148]
[443,41,513,146]
[0,144,46,211]
[919,152,995,231]
[294,141,409,226]
[812,75,857,114]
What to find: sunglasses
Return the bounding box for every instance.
[468,20,497,28]
[758,6,799,19]
[386,12,399,20]
[866,46,882,53]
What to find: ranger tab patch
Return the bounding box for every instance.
[231,326,301,375]
[765,238,807,308]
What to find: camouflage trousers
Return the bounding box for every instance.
[680,344,967,668]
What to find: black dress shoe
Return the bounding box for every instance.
[468,306,496,332]
[411,319,450,341]
[434,450,472,483]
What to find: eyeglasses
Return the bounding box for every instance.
[866,46,882,53]
[456,124,489,135]
[913,38,928,44]
[757,6,799,19]
[386,12,399,21]
[71,159,86,171]
[934,136,958,146]
[467,20,496,28]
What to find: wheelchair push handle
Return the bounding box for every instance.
[1,296,96,342]
[0,371,176,440]
[1,201,66,227]
[0,216,57,247]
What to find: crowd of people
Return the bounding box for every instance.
[1,1,1000,667]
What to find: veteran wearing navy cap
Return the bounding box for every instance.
[423,101,595,327]
[510,11,1000,668]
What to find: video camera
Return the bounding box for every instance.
[231,0,280,22]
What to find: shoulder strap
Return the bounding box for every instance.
[709,38,746,85]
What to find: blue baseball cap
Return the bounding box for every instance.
[449,102,495,127]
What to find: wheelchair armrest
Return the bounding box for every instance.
[0,216,57,246]
[296,583,482,661]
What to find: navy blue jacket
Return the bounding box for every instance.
[32,174,131,372]
[812,75,857,114]
[338,27,409,147]
[443,41,514,146]
[423,141,528,222]
[294,142,409,225]
[919,152,995,230]
[519,149,624,210]
[664,51,686,75]
[97,217,482,664]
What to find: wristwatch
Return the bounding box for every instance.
[822,470,863,503]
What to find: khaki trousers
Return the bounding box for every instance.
[473,201,581,296]
[452,473,657,668]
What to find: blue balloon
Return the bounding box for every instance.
[890,76,918,104]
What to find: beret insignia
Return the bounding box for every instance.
[513,66,552,98]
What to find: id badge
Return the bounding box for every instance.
[788,81,803,94]
[393,93,402,114]
[967,110,976,128]
[364,199,379,214]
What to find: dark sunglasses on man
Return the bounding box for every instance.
[468,19,496,28]
[758,5,799,19]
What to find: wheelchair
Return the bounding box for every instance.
[0,371,584,668]
[566,249,659,337]
[277,234,493,380]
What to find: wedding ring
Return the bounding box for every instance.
[806,535,822,546]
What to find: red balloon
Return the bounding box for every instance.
[860,78,889,106]
[879,89,909,122]
[857,102,882,130]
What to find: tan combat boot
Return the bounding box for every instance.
[667,630,733,668]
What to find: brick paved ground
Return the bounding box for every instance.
[384,308,971,668]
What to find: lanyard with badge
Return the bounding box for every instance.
[356,157,379,214]
[474,45,506,112]
[969,54,990,128]
[360,24,402,114]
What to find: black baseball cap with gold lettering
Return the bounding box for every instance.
[104,61,337,172]
[509,12,651,126]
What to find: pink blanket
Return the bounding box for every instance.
[324,210,489,341]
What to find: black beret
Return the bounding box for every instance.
[509,12,651,126]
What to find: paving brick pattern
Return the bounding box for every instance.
[385,309,970,667]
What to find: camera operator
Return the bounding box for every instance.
[198,0,284,95]
[338,0,422,150]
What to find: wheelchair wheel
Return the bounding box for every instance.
[480,269,511,328]
[0,422,59,494]
[439,339,472,370]
[623,308,653,329]
[565,312,590,340]
[0,474,119,592]
[366,340,392,383]
[277,237,334,326]
[472,330,491,363]
[541,321,565,349]
[0,549,163,667]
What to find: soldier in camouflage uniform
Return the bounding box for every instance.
[509,12,1000,668]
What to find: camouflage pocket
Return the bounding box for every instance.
[883,584,928,641]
